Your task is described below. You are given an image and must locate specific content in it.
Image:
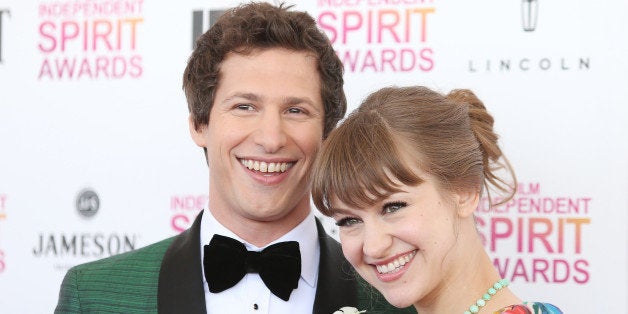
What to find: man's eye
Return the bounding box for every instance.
[286,107,305,114]
[335,217,361,227]
[235,104,254,111]
[383,201,407,214]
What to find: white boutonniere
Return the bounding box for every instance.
[333,306,366,314]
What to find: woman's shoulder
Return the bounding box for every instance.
[494,302,563,314]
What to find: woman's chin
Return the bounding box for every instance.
[382,293,415,309]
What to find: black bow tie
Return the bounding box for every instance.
[203,234,301,301]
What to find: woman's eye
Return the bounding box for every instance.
[383,201,407,214]
[335,217,361,227]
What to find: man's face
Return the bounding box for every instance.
[191,48,324,238]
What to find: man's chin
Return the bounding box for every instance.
[243,205,307,223]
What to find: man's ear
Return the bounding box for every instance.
[189,115,207,147]
[455,190,480,218]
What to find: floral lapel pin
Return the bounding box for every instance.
[333,306,366,314]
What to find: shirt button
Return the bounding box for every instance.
[253,303,259,310]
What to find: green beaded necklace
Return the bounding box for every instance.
[463,278,509,314]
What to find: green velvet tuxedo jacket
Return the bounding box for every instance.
[55,212,416,314]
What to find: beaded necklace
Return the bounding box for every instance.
[463,278,509,314]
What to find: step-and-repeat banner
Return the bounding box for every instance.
[1,1,626,313]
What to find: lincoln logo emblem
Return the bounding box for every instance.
[521,0,538,32]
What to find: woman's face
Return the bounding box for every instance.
[331,169,473,308]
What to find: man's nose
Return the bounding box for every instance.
[252,111,287,153]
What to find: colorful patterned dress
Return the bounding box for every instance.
[494,302,562,314]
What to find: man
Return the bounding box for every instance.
[55,3,415,313]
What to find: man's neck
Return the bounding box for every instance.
[208,206,311,247]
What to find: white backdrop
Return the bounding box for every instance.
[0,0,626,313]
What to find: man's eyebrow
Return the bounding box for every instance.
[223,92,261,103]
[222,93,319,110]
[284,96,315,106]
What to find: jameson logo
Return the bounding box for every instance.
[0,9,10,63]
[76,188,99,218]
[32,233,138,257]
[191,9,226,49]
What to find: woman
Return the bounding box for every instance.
[312,86,562,314]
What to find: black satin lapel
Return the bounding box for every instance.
[313,218,358,314]
[158,211,207,314]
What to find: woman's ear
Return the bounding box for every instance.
[455,190,480,218]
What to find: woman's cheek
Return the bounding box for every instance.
[340,233,363,265]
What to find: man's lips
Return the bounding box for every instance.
[239,158,295,173]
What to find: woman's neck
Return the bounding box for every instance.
[413,227,517,314]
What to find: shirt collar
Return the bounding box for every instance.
[200,207,320,288]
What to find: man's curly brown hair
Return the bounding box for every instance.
[183,2,346,138]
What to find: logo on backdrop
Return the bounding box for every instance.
[0,194,7,274]
[316,0,436,73]
[32,188,141,272]
[0,194,6,221]
[468,0,590,73]
[521,0,538,32]
[0,249,4,274]
[468,56,589,73]
[170,194,207,233]
[191,9,226,49]
[32,232,140,271]
[0,9,10,63]
[76,188,99,218]
[37,0,145,80]
[476,182,592,285]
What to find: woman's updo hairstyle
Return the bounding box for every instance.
[447,89,517,206]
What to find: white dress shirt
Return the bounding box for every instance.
[200,208,320,314]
